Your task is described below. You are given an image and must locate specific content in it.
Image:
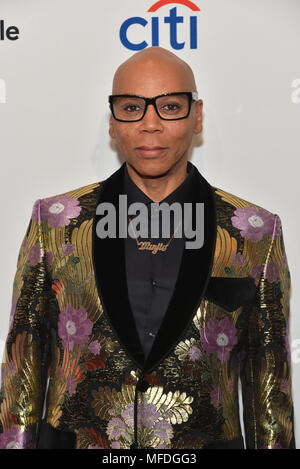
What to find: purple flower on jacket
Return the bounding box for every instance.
[32,195,81,228]
[111,441,121,449]
[28,245,43,266]
[265,262,279,282]
[8,302,16,333]
[58,304,93,350]
[153,420,174,440]
[121,403,134,427]
[280,379,289,394]
[231,206,279,242]
[232,252,246,266]
[106,417,126,439]
[61,242,75,256]
[200,317,238,362]
[188,345,202,361]
[137,403,159,428]
[7,360,17,375]
[88,340,101,355]
[0,426,34,449]
[45,251,53,270]
[67,376,77,395]
[210,386,222,408]
[251,265,263,286]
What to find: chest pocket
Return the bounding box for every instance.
[204,276,257,312]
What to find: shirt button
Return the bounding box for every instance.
[148,331,156,337]
[151,279,157,286]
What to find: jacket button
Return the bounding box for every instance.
[136,379,149,392]
[130,443,137,449]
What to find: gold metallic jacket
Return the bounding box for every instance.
[0,162,295,449]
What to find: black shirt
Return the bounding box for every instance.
[124,161,198,359]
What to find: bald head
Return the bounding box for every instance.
[111,46,197,95]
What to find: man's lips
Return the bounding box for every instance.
[136,146,167,157]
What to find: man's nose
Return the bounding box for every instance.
[140,104,163,131]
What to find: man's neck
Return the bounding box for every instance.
[125,160,188,203]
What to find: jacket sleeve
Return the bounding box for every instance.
[0,199,52,449]
[240,214,296,449]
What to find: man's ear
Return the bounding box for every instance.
[109,113,115,139]
[193,99,203,134]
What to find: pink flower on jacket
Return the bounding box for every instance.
[200,317,238,362]
[188,345,202,361]
[232,252,246,266]
[45,251,53,270]
[106,417,126,439]
[251,265,264,286]
[88,340,101,355]
[67,376,77,395]
[138,402,159,428]
[231,206,280,242]
[121,403,134,428]
[58,304,93,350]
[28,245,43,266]
[7,360,17,375]
[61,242,75,256]
[0,426,34,449]
[110,441,120,449]
[280,379,289,394]
[32,195,81,228]
[265,262,279,282]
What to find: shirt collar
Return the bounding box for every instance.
[123,160,197,207]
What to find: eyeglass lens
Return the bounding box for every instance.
[112,94,190,121]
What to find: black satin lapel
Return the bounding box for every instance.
[143,169,217,373]
[92,163,217,374]
[92,163,146,369]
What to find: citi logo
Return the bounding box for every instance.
[120,0,201,51]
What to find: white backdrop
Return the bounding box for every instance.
[0,0,299,447]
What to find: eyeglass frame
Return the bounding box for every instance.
[108,91,199,122]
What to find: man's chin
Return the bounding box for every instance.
[127,158,172,178]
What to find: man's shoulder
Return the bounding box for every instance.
[38,180,104,204]
[212,185,276,217]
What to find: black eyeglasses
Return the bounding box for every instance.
[108,91,199,122]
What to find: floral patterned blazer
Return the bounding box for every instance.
[0,162,295,449]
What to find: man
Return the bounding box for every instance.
[0,47,295,449]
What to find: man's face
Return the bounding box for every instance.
[109,59,203,177]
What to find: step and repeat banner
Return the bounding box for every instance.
[0,0,299,448]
